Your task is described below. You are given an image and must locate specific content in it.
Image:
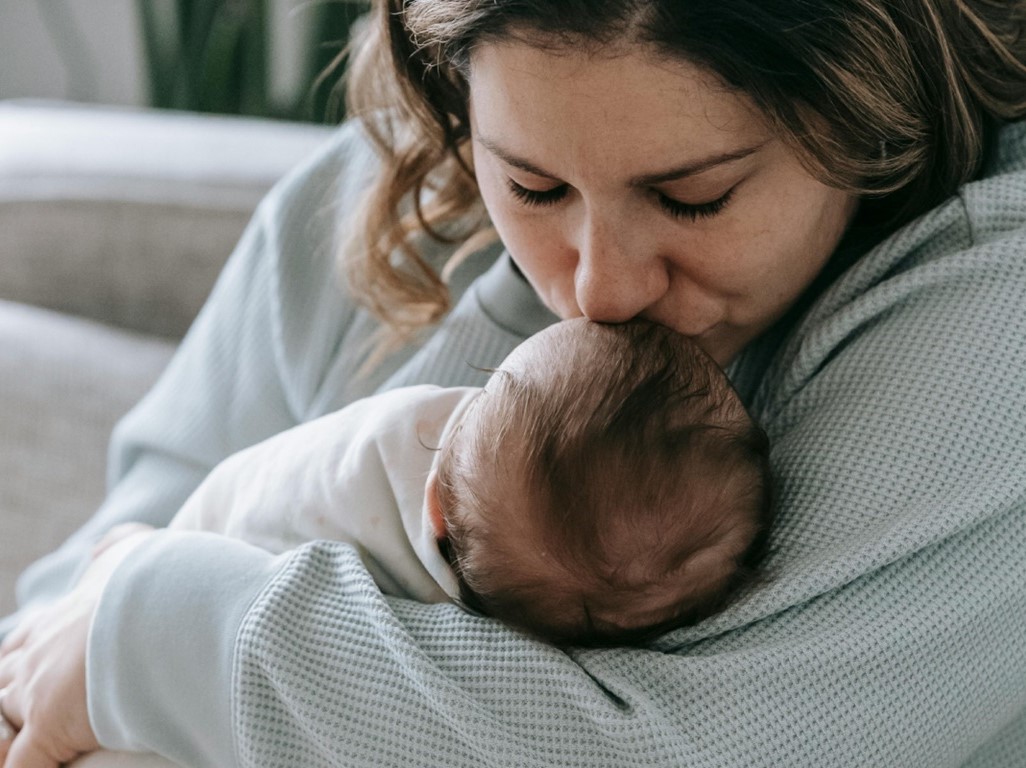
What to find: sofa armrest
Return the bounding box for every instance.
[0,100,336,339]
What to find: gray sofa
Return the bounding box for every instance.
[0,99,335,619]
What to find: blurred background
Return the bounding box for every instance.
[0,0,368,121]
[0,1,371,617]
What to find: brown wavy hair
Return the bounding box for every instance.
[340,0,1026,342]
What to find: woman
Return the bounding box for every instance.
[1,0,1025,766]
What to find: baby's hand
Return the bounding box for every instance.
[91,523,156,560]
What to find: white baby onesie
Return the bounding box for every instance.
[170,385,479,602]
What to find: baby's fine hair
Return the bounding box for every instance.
[435,319,773,646]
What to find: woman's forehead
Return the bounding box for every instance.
[467,40,771,180]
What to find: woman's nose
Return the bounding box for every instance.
[573,213,669,323]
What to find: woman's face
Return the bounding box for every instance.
[468,41,858,364]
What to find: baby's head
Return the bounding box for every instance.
[428,318,773,646]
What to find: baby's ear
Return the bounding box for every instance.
[425,470,448,540]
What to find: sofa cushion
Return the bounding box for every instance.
[0,299,175,617]
[0,100,335,339]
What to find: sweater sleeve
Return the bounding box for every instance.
[9,122,377,617]
[88,165,1026,768]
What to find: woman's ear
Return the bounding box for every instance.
[425,469,448,540]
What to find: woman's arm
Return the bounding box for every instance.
[86,172,1026,766]
[7,123,374,621]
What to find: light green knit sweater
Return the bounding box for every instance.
[17,119,1026,767]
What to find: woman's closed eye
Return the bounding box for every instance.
[657,186,735,222]
[506,178,568,206]
[505,177,735,222]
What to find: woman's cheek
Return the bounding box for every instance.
[476,180,567,284]
[488,213,576,318]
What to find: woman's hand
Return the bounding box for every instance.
[0,530,155,768]
[91,523,156,561]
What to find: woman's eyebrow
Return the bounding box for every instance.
[476,134,766,184]
[629,143,766,186]
[475,135,560,178]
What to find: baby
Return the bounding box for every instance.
[164,318,773,646]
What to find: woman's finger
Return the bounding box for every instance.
[0,684,22,733]
[0,613,37,656]
[3,723,68,768]
[0,603,49,657]
[90,523,156,561]
[0,532,151,768]
[0,656,24,717]
[0,686,17,767]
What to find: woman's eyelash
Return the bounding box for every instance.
[657,188,735,221]
[506,177,735,221]
[506,179,568,206]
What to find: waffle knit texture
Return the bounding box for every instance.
[15,119,1026,767]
